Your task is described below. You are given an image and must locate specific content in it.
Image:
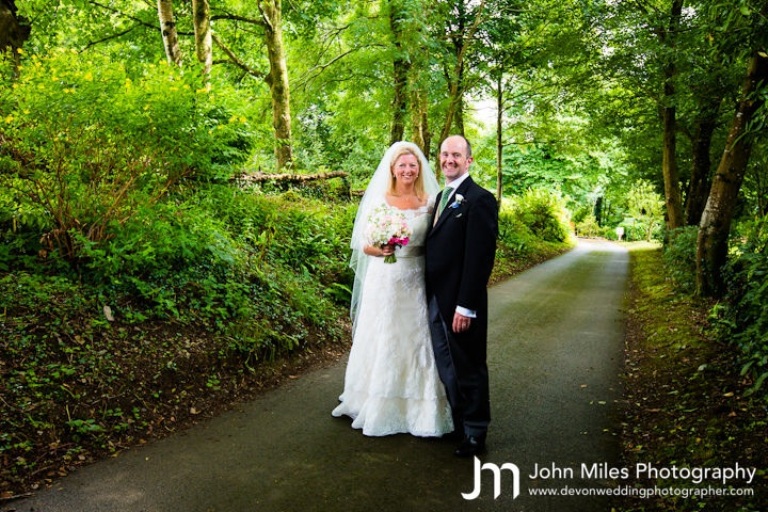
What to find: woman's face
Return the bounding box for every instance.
[392,153,420,186]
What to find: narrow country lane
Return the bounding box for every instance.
[3,239,629,512]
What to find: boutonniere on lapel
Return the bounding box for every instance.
[449,194,465,210]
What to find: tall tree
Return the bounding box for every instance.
[435,0,486,151]
[259,0,293,169]
[385,0,434,153]
[684,97,721,226]
[678,10,734,228]
[0,0,30,72]
[209,2,295,169]
[192,0,212,76]
[388,0,411,144]
[405,1,433,156]
[411,84,431,155]
[483,0,603,206]
[697,50,768,296]
[482,0,523,205]
[658,0,685,230]
[157,0,182,66]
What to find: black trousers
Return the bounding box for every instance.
[428,295,490,438]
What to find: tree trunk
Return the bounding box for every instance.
[259,0,293,170]
[439,53,465,149]
[157,0,182,66]
[659,0,685,231]
[495,72,504,206]
[0,0,31,73]
[661,96,684,229]
[437,0,486,155]
[455,94,465,135]
[391,56,408,144]
[685,104,719,226]
[389,0,410,144]
[407,0,431,157]
[753,165,768,216]
[411,88,431,158]
[192,0,212,76]
[696,51,768,297]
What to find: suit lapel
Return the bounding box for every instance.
[431,177,473,233]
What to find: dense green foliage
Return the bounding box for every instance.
[662,222,768,401]
[713,218,768,398]
[0,51,255,261]
[507,188,570,244]
[620,245,767,512]
[0,185,354,487]
[2,0,767,500]
[4,0,764,249]
[662,226,700,294]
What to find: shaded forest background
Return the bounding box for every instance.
[1,0,767,507]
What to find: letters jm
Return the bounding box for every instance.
[462,457,521,500]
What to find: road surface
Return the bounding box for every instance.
[3,239,629,512]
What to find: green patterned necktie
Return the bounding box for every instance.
[437,187,453,218]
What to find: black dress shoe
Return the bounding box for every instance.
[454,435,486,457]
[441,430,463,442]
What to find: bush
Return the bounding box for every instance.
[498,206,537,258]
[621,222,646,242]
[493,199,573,281]
[0,50,255,261]
[713,217,768,399]
[69,185,355,331]
[575,214,601,238]
[1,181,355,355]
[0,186,356,489]
[510,188,570,243]
[662,226,699,294]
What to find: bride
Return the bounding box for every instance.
[332,141,453,437]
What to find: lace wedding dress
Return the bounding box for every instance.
[332,203,453,437]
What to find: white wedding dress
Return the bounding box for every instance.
[332,203,453,437]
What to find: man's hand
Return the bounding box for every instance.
[452,311,472,333]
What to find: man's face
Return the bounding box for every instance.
[440,137,472,183]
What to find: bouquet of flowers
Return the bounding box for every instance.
[365,205,411,263]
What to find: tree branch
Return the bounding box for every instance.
[87,1,168,32]
[211,13,264,27]
[211,33,265,79]
[82,25,140,50]
[295,47,364,89]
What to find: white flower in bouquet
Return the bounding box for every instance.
[365,205,412,263]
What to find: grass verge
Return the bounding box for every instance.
[614,243,767,511]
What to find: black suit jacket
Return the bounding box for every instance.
[426,176,498,347]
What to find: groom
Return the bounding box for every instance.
[426,135,498,458]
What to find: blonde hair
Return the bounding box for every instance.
[388,145,426,198]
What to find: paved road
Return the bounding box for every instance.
[3,239,629,512]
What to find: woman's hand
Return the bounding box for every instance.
[363,244,395,257]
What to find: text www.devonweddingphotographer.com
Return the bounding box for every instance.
[461,458,757,501]
[527,485,755,499]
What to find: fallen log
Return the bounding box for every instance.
[233,170,348,183]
